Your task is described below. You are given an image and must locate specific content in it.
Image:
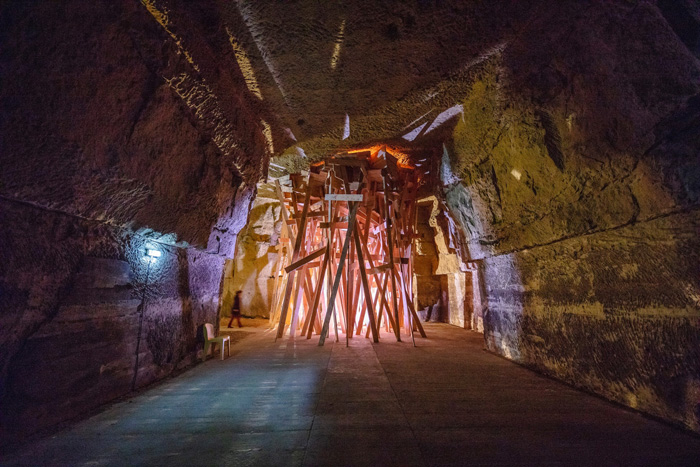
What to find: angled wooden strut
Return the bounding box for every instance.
[353,223,379,343]
[271,148,426,345]
[276,181,312,340]
[383,173,402,342]
[304,243,330,339]
[319,202,359,346]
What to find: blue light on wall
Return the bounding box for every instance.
[146,248,161,260]
[132,246,161,391]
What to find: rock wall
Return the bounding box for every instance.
[414,195,482,329]
[222,180,282,319]
[413,200,444,320]
[0,0,274,441]
[442,1,700,431]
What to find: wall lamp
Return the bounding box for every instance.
[133,247,160,391]
[146,249,162,260]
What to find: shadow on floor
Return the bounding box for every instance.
[4,323,700,466]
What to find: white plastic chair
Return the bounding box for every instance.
[203,323,230,360]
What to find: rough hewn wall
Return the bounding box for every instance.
[223,180,282,319]
[414,201,444,318]
[0,0,274,441]
[442,1,700,431]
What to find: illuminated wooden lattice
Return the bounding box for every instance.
[269,147,426,345]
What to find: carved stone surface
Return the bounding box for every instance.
[0,0,272,441]
[2,0,700,443]
[439,2,700,432]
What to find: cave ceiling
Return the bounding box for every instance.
[202,0,546,166]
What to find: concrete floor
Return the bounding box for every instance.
[5,323,700,466]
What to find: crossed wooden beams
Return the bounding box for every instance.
[269,148,426,346]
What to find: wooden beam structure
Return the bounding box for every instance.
[269,147,426,345]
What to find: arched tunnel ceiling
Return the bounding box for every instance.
[213,0,550,162]
[1,0,700,441]
[120,0,700,176]
[202,0,700,168]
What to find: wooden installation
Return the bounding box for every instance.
[269,147,427,346]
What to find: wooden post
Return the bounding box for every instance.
[384,176,401,342]
[276,184,312,340]
[353,225,379,342]
[319,202,359,346]
[305,244,330,339]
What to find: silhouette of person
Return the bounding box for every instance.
[227,290,243,328]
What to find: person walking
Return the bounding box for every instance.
[227,290,243,328]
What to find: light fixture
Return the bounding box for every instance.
[146,249,161,258]
[134,246,159,391]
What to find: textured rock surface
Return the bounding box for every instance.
[0,0,275,441]
[222,181,282,319]
[438,2,700,432]
[212,0,700,433]
[2,0,700,443]
[413,200,443,317]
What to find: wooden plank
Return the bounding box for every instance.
[284,246,326,273]
[344,150,371,158]
[384,175,402,342]
[367,263,392,274]
[275,180,296,246]
[394,264,427,338]
[276,182,312,340]
[327,246,347,333]
[379,269,398,334]
[292,211,327,219]
[348,265,359,339]
[366,169,383,183]
[353,225,379,342]
[289,273,304,337]
[324,157,368,167]
[309,171,327,187]
[325,193,364,202]
[305,245,330,339]
[319,202,359,346]
[364,274,381,338]
[320,222,349,230]
[345,219,355,342]
[366,270,396,338]
[299,267,318,336]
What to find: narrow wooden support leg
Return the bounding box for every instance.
[275,270,297,340]
[275,182,312,340]
[353,225,379,343]
[319,202,359,346]
[306,245,330,339]
[394,265,427,338]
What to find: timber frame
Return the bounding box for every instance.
[269,147,426,346]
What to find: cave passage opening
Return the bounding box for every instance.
[265,147,427,345]
[221,143,489,345]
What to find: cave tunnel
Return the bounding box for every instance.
[1,0,700,465]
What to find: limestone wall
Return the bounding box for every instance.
[414,194,485,331]
[0,200,225,435]
[442,1,700,432]
[0,0,274,441]
[223,181,282,319]
[413,201,443,320]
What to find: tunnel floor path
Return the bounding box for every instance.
[5,323,700,466]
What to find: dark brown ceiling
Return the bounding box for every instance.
[205,0,549,159]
